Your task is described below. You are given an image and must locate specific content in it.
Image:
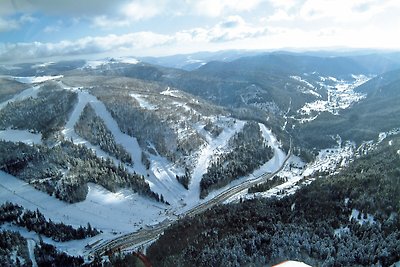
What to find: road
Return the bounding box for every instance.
[91,144,292,256]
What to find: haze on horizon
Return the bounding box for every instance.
[0,0,399,63]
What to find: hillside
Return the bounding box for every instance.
[147,133,400,267]
[0,51,399,265]
[293,69,400,148]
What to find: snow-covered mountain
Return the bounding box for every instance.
[1,51,400,266]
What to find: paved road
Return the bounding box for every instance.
[91,145,292,256]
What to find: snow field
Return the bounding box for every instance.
[245,141,356,201]
[0,130,42,145]
[13,75,63,84]
[0,171,168,256]
[296,74,371,122]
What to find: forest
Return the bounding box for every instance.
[147,134,400,266]
[0,84,77,139]
[200,122,273,198]
[0,202,99,242]
[91,88,177,159]
[0,140,163,203]
[75,103,132,164]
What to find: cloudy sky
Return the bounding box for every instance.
[0,0,399,62]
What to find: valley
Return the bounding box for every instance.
[0,51,399,266]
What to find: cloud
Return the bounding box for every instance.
[191,0,264,17]
[1,1,399,63]
[268,0,400,23]
[90,1,164,29]
[0,14,36,32]
[0,17,19,32]
[43,25,60,33]
[121,1,163,20]
[0,16,268,62]
[0,0,129,16]
[0,32,172,62]
[173,16,267,43]
[91,16,130,29]
[208,16,267,42]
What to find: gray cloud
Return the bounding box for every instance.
[0,0,131,16]
[0,32,172,62]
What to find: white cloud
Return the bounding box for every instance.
[268,0,400,23]
[92,16,130,29]
[268,0,301,10]
[43,25,60,33]
[173,16,267,43]
[0,32,172,62]
[1,1,400,62]
[191,0,264,17]
[90,1,165,29]
[121,1,163,21]
[0,14,36,32]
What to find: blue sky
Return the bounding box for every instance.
[0,0,399,62]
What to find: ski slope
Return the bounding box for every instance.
[0,130,42,145]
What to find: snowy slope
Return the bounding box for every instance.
[0,130,42,145]
[0,85,40,110]
[183,118,246,208]
[60,83,185,205]
[0,77,299,256]
[13,75,63,84]
[0,171,170,255]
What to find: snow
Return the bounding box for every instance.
[83,57,139,69]
[349,209,376,225]
[60,87,145,173]
[0,78,333,256]
[118,57,140,64]
[290,76,321,97]
[378,128,400,144]
[297,75,371,122]
[0,130,42,145]
[13,75,63,84]
[273,261,311,267]
[27,239,38,267]
[182,118,246,208]
[246,141,355,200]
[197,122,287,206]
[31,62,55,68]
[60,84,184,206]
[146,154,187,205]
[0,171,170,256]
[303,141,355,176]
[334,226,350,238]
[130,93,158,110]
[83,60,107,69]
[257,124,286,173]
[160,87,181,98]
[0,85,40,110]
